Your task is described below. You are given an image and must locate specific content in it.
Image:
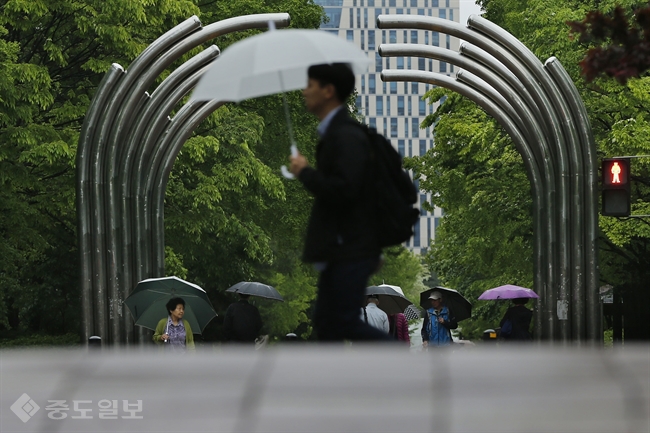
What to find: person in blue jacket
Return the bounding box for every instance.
[422,291,457,348]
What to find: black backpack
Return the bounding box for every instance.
[359,125,420,248]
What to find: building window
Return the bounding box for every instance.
[450,9,453,21]
[418,58,425,70]
[411,82,418,94]
[408,96,412,115]
[440,61,446,73]
[411,30,418,44]
[411,0,417,6]
[391,118,398,137]
[397,96,404,115]
[404,118,409,136]
[375,52,382,72]
[389,0,396,6]
[427,217,431,241]
[368,0,374,5]
[369,74,376,94]
[364,9,368,26]
[369,117,376,128]
[420,140,427,155]
[432,32,439,46]
[390,81,397,94]
[446,34,451,49]
[368,31,375,50]
[432,0,438,6]
[397,57,404,69]
[407,57,412,70]
[386,96,391,115]
[376,96,383,115]
[398,139,405,156]
[355,96,362,114]
[419,100,425,116]
[412,118,420,137]
[413,220,420,247]
[439,9,446,19]
[383,118,388,135]
[346,30,354,41]
[361,30,365,49]
[420,194,427,215]
[361,75,365,92]
[389,30,397,43]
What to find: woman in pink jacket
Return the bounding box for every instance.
[388,313,410,346]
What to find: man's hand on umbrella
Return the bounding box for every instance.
[290,151,309,177]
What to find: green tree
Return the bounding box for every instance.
[0,0,198,337]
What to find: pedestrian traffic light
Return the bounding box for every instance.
[601,158,631,217]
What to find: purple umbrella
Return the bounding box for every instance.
[478,285,539,300]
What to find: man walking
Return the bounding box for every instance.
[362,295,389,334]
[289,63,390,342]
[422,291,457,348]
[223,294,263,344]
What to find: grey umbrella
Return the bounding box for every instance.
[365,285,413,315]
[227,281,284,302]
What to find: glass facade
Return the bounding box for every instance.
[312,0,460,254]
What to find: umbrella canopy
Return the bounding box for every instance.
[403,304,422,321]
[419,287,472,322]
[366,285,413,315]
[192,28,372,103]
[124,276,217,334]
[478,284,539,300]
[227,281,284,302]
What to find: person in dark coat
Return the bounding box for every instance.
[223,294,263,343]
[499,298,533,341]
[289,63,390,342]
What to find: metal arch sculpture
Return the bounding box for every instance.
[377,14,599,343]
[76,13,291,345]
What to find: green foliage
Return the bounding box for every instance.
[369,245,428,304]
[0,332,80,347]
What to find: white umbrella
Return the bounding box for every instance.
[191,28,372,103]
[191,27,372,179]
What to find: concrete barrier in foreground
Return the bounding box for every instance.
[1,345,648,432]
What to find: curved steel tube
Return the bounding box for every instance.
[378,13,598,342]
[77,13,290,344]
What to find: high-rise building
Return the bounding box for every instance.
[314,0,459,255]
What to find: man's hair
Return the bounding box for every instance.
[166,297,185,314]
[512,298,529,305]
[307,63,355,102]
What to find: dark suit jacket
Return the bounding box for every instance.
[298,109,380,263]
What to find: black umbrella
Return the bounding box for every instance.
[226,281,284,302]
[366,285,413,315]
[419,286,472,322]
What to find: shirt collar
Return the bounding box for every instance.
[317,105,344,137]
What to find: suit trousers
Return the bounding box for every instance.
[314,258,392,341]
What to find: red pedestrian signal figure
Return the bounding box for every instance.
[610,161,622,184]
[601,158,630,217]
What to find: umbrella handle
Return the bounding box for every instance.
[280,145,298,179]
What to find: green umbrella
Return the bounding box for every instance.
[125,276,217,334]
